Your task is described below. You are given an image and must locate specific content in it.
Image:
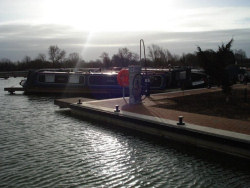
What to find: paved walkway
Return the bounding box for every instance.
[84,86,250,135]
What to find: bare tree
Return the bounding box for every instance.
[112,48,138,67]
[22,56,31,63]
[148,44,168,67]
[48,45,66,64]
[68,52,80,64]
[100,52,111,68]
[147,44,181,67]
[0,58,12,63]
[234,49,247,64]
[36,53,46,62]
[57,50,66,63]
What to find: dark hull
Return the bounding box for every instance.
[24,86,128,95]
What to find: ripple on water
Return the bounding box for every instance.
[1,78,250,187]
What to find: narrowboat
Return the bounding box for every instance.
[20,69,125,96]
[18,67,198,96]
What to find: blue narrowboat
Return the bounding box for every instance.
[19,67,197,96]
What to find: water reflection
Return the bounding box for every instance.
[1,78,250,187]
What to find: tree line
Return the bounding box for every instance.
[0,43,249,72]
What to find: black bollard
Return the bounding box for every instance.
[77,99,82,104]
[177,116,185,125]
[114,105,120,112]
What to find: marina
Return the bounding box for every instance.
[1,0,250,186]
[4,68,250,159]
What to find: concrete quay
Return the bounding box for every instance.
[55,87,250,159]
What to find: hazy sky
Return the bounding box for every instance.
[0,0,250,61]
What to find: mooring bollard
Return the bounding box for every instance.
[77,99,82,104]
[114,105,120,112]
[177,116,185,125]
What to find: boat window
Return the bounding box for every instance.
[150,75,162,87]
[69,75,80,84]
[55,75,68,83]
[79,76,85,84]
[38,75,45,82]
[106,76,117,84]
[45,74,55,83]
[191,73,205,81]
[179,71,186,80]
[175,72,180,80]
[89,75,117,85]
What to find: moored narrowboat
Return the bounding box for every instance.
[16,67,200,96]
[21,69,127,96]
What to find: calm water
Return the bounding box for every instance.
[1,78,250,188]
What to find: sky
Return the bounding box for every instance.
[0,0,250,62]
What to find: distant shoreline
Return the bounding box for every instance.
[0,71,28,78]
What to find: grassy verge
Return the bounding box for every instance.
[157,87,250,121]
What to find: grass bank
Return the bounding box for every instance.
[157,87,250,121]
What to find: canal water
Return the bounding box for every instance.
[1,78,250,188]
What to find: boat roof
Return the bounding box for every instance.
[38,70,118,75]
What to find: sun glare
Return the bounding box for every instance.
[41,0,180,32]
